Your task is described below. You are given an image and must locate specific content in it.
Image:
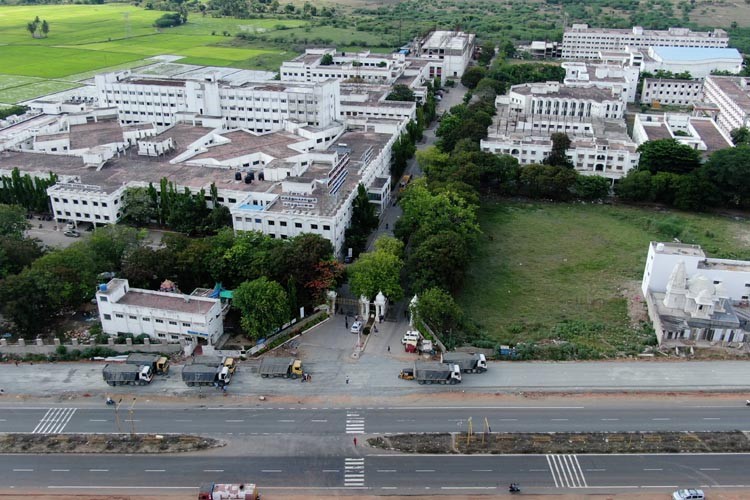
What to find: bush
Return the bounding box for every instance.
[153,12,184,28]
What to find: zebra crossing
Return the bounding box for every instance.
[344,457,365,488]
[345,411,365,434]
[32,408,77,434]
[546,454,588,489]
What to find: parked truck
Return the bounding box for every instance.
[126,353,170,375]
[182,364,231,387]
[259,357,303,379]
[193,355,236,374]
[198,482,259,500]
[102,363,154,386]
[399,361,462,385]
[441,352,488,373]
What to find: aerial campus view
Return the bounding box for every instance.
[3,0,750,499]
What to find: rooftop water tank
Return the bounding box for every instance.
[98,284,107,292]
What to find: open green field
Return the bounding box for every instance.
[458,201,750,358]
[0,4,305,103]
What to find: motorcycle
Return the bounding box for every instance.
[106,397,115,406]
[746,400,750,406]
[509,483,521,493]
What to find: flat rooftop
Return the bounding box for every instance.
[513,84,616,101]
[690,119,732,153]
[118,289,216,315]
[191,129,302,162]
[643,123,672,141]
[707,76,750,114]
[652,241,706,257]
[69,119,125,150]
[651,46,741,61]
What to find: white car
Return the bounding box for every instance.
[350,321,363,334]
[673,489,705,500]
[401,330,420,344]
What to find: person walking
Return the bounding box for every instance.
[387,345,391,353]
[353,437,358,447]
[346,376,349,384]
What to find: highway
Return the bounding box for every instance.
[1,402,749,435]
[1,453,749,494]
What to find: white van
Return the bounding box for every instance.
[673,489,705,500]
[350,321,363,334]
[401,330,421,344]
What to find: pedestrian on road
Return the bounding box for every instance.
[385,223,389,230]
[353,437,357,447]
[387,345,391,353]
[346,376,349,384]
[345,317,349,329]
[374,325,378,333]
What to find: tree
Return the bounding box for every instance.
[572,175,610,200]
[407,230,471,293]
[517,164,577,200]
[345,183,378,256]
[348,238,404,302]
[284,3,295,13]
[320,53,334,66]
[730,127,750,145]
[121,246,176,289]
[87,225,144,272]
[0,267,59,335]
[40,19,49,37]
[233,277,290,339]
[0,236,43,279]
[123,187,157,225]
[543,132,574,168]
[477,40,496,66]
[0,204,29,238]
[304,259,344,303]
[702,145,750,208]
[414,287,465,348]
[373,235,404,259]
[386,84,415,102]
[637,139,701,174]
[460,66,487,89]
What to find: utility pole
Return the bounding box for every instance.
[113,398,123,433]
[128,397,137,438]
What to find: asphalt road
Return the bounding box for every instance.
[1,453,747,494]
[1,402,749,436]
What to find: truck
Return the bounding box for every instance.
[126,353,169,375]
[193,355,236,374]
[259,357,303,379]
[102,363,154,386]
[182,364,231,387]
[441,352,488,373]
[198,482,259,500]
[399,361,462,385]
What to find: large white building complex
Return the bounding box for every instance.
[702,75,750,135]
[642,242,750,346]
[632,113,732,157]
[0,34,475,256]
[641,46,742,79]
[480,82,639,178]
[640,78,703,107]
[96,278,227,346]
[561,24,729,60]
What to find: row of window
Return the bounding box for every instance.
[103,313,200,329]
[53,197,115,207]
[109,89,182,97]
[56,210,113,221]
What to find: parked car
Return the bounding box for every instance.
[63,230,80,238]
[673,489,705,500]
[350,321,363,334]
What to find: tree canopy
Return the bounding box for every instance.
[233,277,290,339]
[637,139,702,175]
[348,235,404,301]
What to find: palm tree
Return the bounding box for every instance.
[26,21,37,38]
[41,20,49,38]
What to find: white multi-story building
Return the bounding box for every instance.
[632,113,732,157]
[641,78,703,106]
[416,30,476,78]
[562,24,729,60]
[96,70,340,131]
[563,60,640,103]
[96,278,225,346]
[641,242,750,346]
[702,75,750,135]
[480,82,638,179]
[642,47,742,79]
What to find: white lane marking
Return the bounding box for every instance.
[601,418,619,421]
[546,454,587,488]
[699,468,720,471]
[652,418,671,421]
[344,458,365,487]
[261,470,282,473]
[377,470,396,473]
[322,470,339,473]
[277,420,296,423]
[640,485,679,488]
[381,487,398,490]
[225,419,244,423]
[51,469,69,472]
[551,418,569,421]
[703,418,720,420]
[643,468,663,471]
[441,486,497,490]
[89,469,109,472]
[499,418,518,421]
[203,469,224,472]
[88,419,107,422]
[472,469,493,472]
[175,419,193,422]
[416,470,435,472]
[33,408,77,434]
[311,419,328,423]
[13,469,33,472]
[586,468,606,472]
[145,469,165,472]
[346,412,365,435]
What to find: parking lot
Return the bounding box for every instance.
[24,217,93,248]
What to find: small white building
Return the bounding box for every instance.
[632,113,732,157]
[416,30,475,78]
[562,24,729,60]
[641,242,750,345]
[642,47,742,79]
[641,78,703,107]
[96,279,225,346]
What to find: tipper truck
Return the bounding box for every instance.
[182,364,231,387]
[126,353,169,375]
[259,357,303,379]
[102,363,154,386]
[441,352,488,373]
[198,482,259,500]
[399,361,462,385]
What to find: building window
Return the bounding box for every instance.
[268,220,275,225]
[295,222,302,228]
[280,221,287,227]
[311,224,318,230]
[143,317,150,322]
[155,319,164,323]
[129,315,137,320]
[115,313,124,318]
[182,322,190,327]
[99,296,108,302]
[169,321,178,325]
[323,225,330,231]
[103,314,112,320]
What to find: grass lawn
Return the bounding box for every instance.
[0,80,81,105]
[458,201,750,358]
[0,4,308,102]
